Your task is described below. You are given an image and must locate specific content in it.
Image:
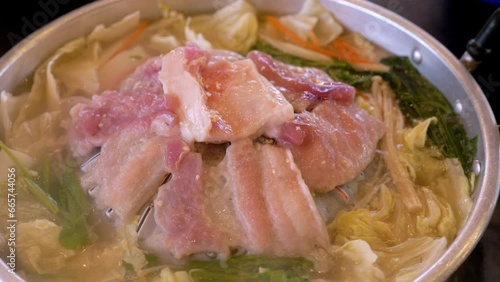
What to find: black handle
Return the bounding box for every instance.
[461,8,500,71]
[466,8,500,62]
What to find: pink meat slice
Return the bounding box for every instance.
[70,57,180,157]
[151,138,329,260]
[268,101,386,192]
[256,143,329,256]
[247,50,355,112]
[80,122,189,222]
[117,56,164,94]
[158,43,294,143]
[224,139,274,254]
[154,152,230,260]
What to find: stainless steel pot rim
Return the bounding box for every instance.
[0,1,499,281]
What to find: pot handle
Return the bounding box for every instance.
[460,8,500,72]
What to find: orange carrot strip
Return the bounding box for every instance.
[264,16,374,65]
[332,37,374,64]
[334,186,349,202]
[264,16,340,57]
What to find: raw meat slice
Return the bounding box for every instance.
[247,50,355,112]
[268,101,385,192]
[223,139,274,254]
[159,43,294,143]
[70,57,180,157]
[80,123,189,222]
[149,138,329,260]
[256,142,330,256]
[153,152,231,259]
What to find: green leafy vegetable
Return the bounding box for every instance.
[0,140,92,250]
[22,176,59,214]
[122,261,135,272]
[145,253,159,267]
[380,56,477,175]
[184,255,313,282]
[59,217,92,249]
[250,41,477,176]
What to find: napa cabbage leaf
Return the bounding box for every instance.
[187,0,258,54]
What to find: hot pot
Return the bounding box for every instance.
[0,0,498,281]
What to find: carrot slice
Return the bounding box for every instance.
[334,186,350,202]
[332,37,374,64]
[263,16,340,57]
[264,16,374,65]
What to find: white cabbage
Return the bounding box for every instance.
[147,15,186,54]
[317,240,385,282]
[279,15,318,41]
[151,268,192,282]
[13,37,84,128]
[52,42,101,96]
[150,34,181,54]
[259,34,332,62]
[378,237,447,282]
[433,158,473,229]
[7,12,147,157]
[0,91,28,141]
[187,0,258,53]
[402,118,472,229]
[7,38,85,156]
[329,181,460,280]
[88,11,141,43]
[11,112,66,157]
[0,146,36,182]
[184,17,213,51]
[257,0,342,61]
[295,0,343,45]
[403,117,437,151]
[145,9,186,54]
[416,188,457,243]
[17,220,76,274]
[121,223,148,272]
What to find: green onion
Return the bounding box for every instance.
[184,255,313,282]
[59,217,92,250]
[0,140,32,178]
[23,176,59,214]
[0,140,93,250]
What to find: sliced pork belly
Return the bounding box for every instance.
[149,138,329,260]
[256,142,329,255]
[153,153,231,259]
[268,101,385,192]
[117,56,163,94]
[224,139,274,254]
[80,122,189,222]
[70,57,180,157]
[158,44,294,143]
[247,50,355,112]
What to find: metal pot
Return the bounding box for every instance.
[0,0,498,281]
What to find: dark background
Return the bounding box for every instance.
[1,0,499,281]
